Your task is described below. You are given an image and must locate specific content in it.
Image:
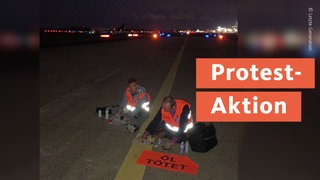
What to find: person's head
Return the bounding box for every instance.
[128,78,139,94]
[162,96,175,112]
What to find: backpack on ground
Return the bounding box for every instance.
[188,123,218,153]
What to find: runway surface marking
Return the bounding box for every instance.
[115,39,188,180]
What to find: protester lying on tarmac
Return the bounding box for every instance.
[113,78,150,133]
[137,96,194,150]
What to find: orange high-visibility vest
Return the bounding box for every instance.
[125,87,150,107]
[161,99,193,132]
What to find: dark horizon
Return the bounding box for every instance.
[40,0,237,30]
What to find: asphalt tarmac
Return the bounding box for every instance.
[40,35,320,180]
[40,35,239,179]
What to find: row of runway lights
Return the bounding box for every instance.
[152,33,223,40]
[157,33,223,39]
[100,33,224,40]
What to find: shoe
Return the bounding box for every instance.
[126,124,138,133]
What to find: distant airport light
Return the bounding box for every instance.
[219,35,223,39]
[133,34,139,37]
[128,34,133,37]
[205,34,210,38]
[186,31,190,35]
[166,34,171,37]
[153,34,158,39]
[100,34,110,38]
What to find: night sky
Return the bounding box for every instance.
[40,0,237,30]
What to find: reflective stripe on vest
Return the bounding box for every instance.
[161,99,193,133]
[125,87,150,111]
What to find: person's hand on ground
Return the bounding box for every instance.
[136,134,147,143]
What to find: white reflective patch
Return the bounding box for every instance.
[126,105,136,111]
[187,110,192,119]
[126,105,132,110]
[142,102,150,108]
[184,122,194,133]
[142,102,150,112]
[166,122,193,133]
[165,123,179,132]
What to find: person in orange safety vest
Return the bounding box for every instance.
[138,96,194,150]
[116,78,150,133]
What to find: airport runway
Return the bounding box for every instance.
[40,36,238,179]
